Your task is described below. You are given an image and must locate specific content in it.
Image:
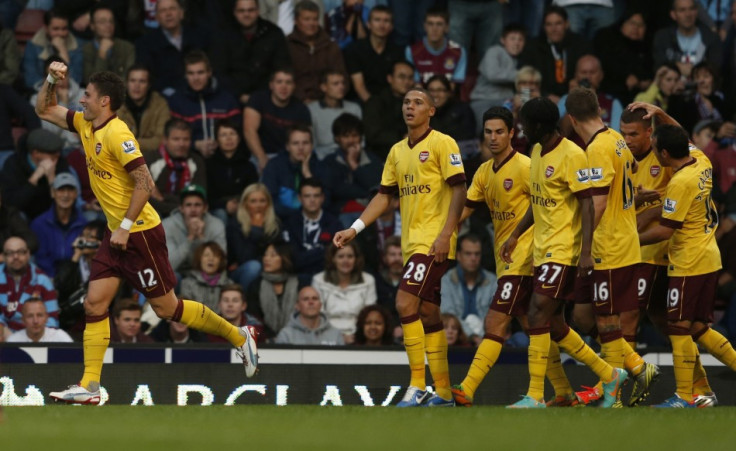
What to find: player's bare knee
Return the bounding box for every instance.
[83,295,109,316]
[395,291,420,317]
[619,310,639,335]
[485,311,511,337]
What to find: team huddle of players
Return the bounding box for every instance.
[449,90,734,408]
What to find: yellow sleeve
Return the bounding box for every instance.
[108,124,144,170]
[586,140,615,193]
[661,175,693,227]
[437,135,466,185]
[520,157,531,195]
[466,165,486,203]
[566,148,591,195]
[379,146,398,192]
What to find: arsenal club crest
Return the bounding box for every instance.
[95,143,102,155]
[545,166,554,178]
[650,165,661,177]
[419,151,429,162]
[503,178,513,191]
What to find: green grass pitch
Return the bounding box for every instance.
[3,406,736,450]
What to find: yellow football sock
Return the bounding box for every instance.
[425,329,451,400]
[461,337,503,399]
[527,331,550,401]
[546,340,573,397]
[696,328,736,371]
[622,340,645,376]
[180,300,244,347]
[558,328,614,383]
[600,337,625,370]
[401,317,426,389]
[692,342,712,396]
[80,315,111,391]
[670,334,695,402]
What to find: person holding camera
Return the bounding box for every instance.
[30,172,87,278]
[54,221,106,337]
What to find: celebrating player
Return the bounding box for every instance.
[450,107,577,407]
[501,97,626,408]
[333,87,467,407]
[565,88,659,407]
[35,62,258,404]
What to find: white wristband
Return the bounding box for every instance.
[46,73,58,84]
[350,219,366,235]
[120,218,134,231]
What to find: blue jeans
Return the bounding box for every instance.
[564,4,615,41]
[504,0,545,39]
[230,260,262,290]
[389,0,435,48]
[448,0,503,55]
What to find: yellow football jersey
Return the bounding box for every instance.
[67,111,161,232]
[587,128,640,269]
[529,137,591,266]
[380,129,466,263]
[466,151,533,277]
[632,148,672,266]
[660,155,721,276]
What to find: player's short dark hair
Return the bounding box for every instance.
[424,7,449,23]
[406,87,435,107]
[369,5,392,20]
[482,106,514,132]
[391,60,415,78]
[457,233,482,252]
[332,113,363,137]
[44,9,68,26]
[544,4,568,22]
[193,241,227,273]
[320,70,345,85]
[519,97,560,137]
[653,124,689,159]
[294,0,319,19]
[113,298,142,318]
[299,177,323,195]
[620,108,651,128]
[164,118,191,137]
[88,71,126,111]
[286,123,313,141]
[565,88,599,122]
[184,50,211,71]
[270,68,295,82]
[220,283,245,301]
[502,23,526,38]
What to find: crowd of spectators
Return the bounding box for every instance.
[2,0,736,349]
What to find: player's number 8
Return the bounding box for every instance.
[403,262,427,282]
[500,282,513,300]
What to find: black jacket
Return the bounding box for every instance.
[205,147,259,211]
[135,25,209,92]
[0,149,70,220]
[519,31,592,97]
[363,88,405,160]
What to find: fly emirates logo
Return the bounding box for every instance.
[530,182,557,207]
[86,156,113,180]
[400,174,431,198]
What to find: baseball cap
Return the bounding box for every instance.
[693,120,717,135]
[180,184,207,202]
[26,129,63,154]
[52,172,80,191]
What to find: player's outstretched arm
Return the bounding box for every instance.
[639,221,675,246]
[627,101,682,128]
[459,205,475,224]
[578,196,595,277]
[500,205,533,263]
[333,192,392,248]
[429,183,467,263]
[35,61,70,130]
[636,206,661,232]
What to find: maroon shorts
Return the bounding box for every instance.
[532,263,576,302]
[398,253,450,306]
[592,265,639,315]
[667,272,718,323]
[637,263,668,310]
[90,224,177,298]
[490,275,533,316]
[574,273,594,304]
